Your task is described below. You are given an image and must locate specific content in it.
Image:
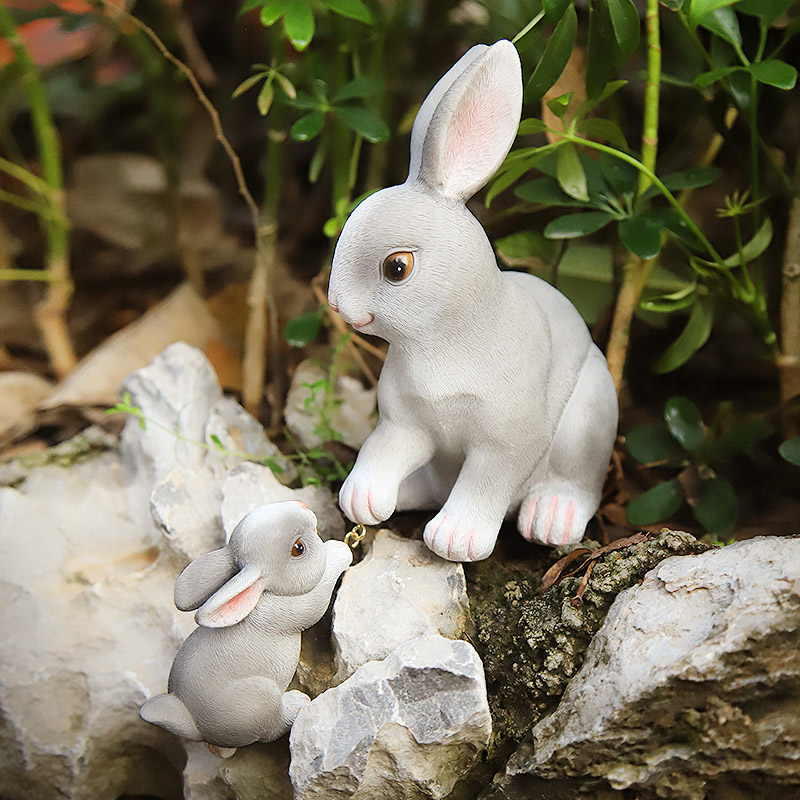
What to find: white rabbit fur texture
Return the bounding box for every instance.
[328,40,618,562]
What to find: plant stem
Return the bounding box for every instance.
[607,0,661,393]
[0,3,77,378]
[780,158,800,436]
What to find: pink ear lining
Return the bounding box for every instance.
[205,580,263,627]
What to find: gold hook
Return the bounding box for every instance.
[344,523,367,550]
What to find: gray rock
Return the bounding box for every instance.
[492,536,800,800]
[220,462,344,543]
[289,634,492,800]
[332,530,470,681]
[285,359,376,450]
[183,740,292,800]
[0,451,192,800]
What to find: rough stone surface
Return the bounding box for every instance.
[285,359,376,450]
[0,345,322,800]
[332,529,470,681]
[489,535,800,800]
[182,740,292,800]
[465,530,709,743]
[220,461,344,542]
[290,634,492,800]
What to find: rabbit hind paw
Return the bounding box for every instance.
[423,511,498,562]
[518,488,595,547]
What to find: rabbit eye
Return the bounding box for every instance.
[383,251,414,283]
[291,539,305,558]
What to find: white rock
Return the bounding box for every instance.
[220,462,344,542]
[0,453,192,800]
[332,530,469,681]
[183,741,292,800]
[289,634,492,800]
[285,360,376,450]
[498,536,800,799]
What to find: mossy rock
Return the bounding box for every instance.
[465,530,710,745]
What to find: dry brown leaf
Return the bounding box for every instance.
[0,372,55,444]
[40,283,231,409]
[542,46,587,142]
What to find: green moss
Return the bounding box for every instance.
[466,531,709,745]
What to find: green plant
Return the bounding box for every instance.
[625,395,773,536]
[489,0,798,390]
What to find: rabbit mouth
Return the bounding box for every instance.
[351,314,375,330]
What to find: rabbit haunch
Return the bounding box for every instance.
[329,41,618,561]
[139,502,352,748]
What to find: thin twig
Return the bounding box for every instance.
[780,157,800,437]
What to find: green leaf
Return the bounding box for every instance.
[699,7,741,49]
[257,79,274,115]
[712,418,773,459]
[619,217,663,259]
[233,72,266,99]
[273,71,297,100]
[576,117,629,150]
[574,79,627,121]
[291,110,325,141]
[332,76,380,103]
[333,105,389,142]
[658,165,722,192]
[557,143,589,202]
[518,118,550,135]
[526,4,577,102]
[693,475,738,536]
[321,0,373,24]
[496,231,560,263]
[779,437,800,466]
[626,424,684,464]
[689,0,740,29]
[723,217,772,267]
[645,207,705,251]
[626,478,685,527]
[543,0,572,24]
[598,151,637,194]
[695,65,740,89]
[749,59,798,90]
[515,176,582,206]
[487,160,533,206]
[737,0,794,27]
[291,90,319,111]
[283,0,315,50]
[664,396,706,455]
[544,211,614,238]
[259,0,286,25]
[284,310,323,347]
[240,0,267,15]
[660,0,684,8]
[640,281,697,313]
[654,296,714,373]
[547,92,574,120]
[585,7,615,98]
[607,0,640,58]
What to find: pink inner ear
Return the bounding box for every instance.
[206,581,262,626]
[440,71,519,199]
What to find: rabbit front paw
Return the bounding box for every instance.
[518,489,594,547]
[423,511,498,562]
[339,472,396,526]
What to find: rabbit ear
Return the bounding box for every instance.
[407,44,488,184]
[174,547,237,611]
[413,40,522,202]
[195,565,267,628]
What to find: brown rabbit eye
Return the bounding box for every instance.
[383,251,414,283]
[291,539,305,557]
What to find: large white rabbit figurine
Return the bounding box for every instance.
[328,40,618,562]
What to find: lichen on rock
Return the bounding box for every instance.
[465,530,710,744]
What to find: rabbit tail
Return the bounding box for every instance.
[140,692,203,741]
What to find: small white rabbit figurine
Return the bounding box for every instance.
[328,40,618,562]
[140,502,352,748]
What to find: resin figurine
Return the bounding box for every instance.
[140,502,352,748]
[327,40,618,562]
